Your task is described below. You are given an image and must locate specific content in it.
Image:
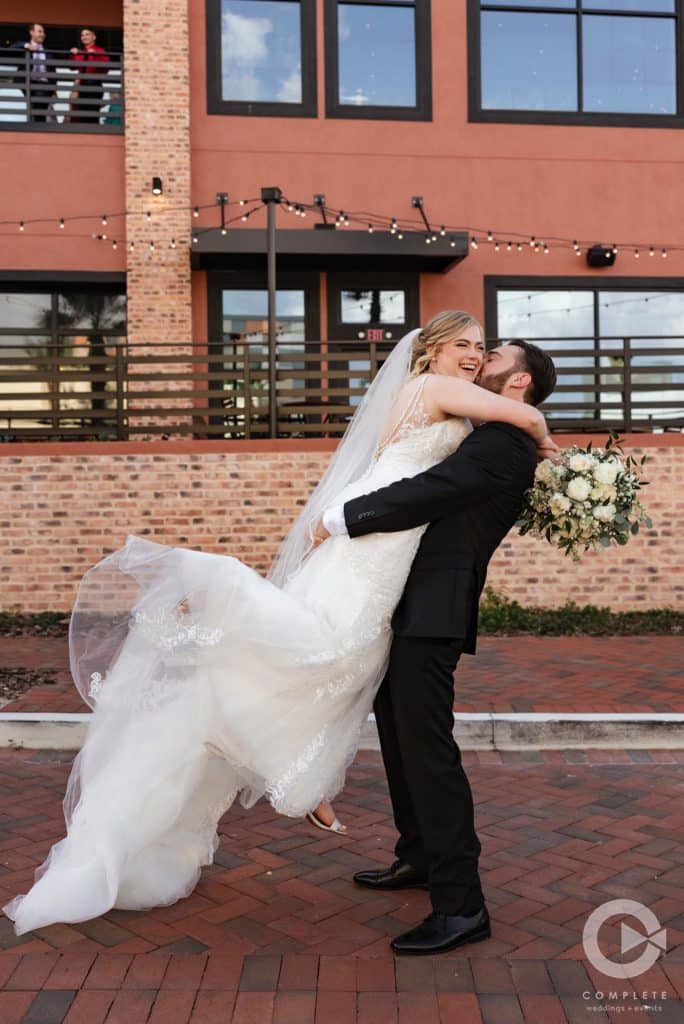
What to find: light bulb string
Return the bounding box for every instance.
[2,189,682,254]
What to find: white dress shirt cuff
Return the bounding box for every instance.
[322,505,348,537]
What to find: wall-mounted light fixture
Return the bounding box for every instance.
[152,176,163,195]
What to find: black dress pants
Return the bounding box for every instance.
[373,634,484,916]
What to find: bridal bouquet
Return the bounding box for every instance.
[517,432,652,560]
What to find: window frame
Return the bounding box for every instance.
[206,0,318,118]
[324,0,432,121]
[468,0,684,129]
[326,270,420,338]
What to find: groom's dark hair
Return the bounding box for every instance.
[507,340,557,407]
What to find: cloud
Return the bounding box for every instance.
[340,88,370,105]
[222,10,272,65]
[276,66,302,103]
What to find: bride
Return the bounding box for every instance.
[3,310,555,935]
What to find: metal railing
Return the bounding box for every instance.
[0,336,681,441]
[0,48,123,128]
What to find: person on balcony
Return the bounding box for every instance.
[69,28,109,124]
[10,23,55,122]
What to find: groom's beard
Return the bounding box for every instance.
[475,369,515,395]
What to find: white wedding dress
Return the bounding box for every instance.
[3,375,471,935]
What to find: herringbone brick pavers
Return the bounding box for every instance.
[0,747,682,1021]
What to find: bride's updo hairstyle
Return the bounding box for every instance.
[409,310,484,377]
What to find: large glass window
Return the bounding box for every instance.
[206,0,317,116]
[474,1,681,127]
[325,0,432,119]
[0,285,126,438]
[492,284,684,428]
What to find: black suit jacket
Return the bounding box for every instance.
[343,421,537,654]
[9,41,54,84]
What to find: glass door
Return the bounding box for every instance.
[207,271,319,437]
[326,271,419,409]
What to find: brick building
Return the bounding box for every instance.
[0,0,681,611]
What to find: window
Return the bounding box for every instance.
[485,278,684,429]
[0,282,126,438]
[206,0,317,116]
[470,1,683,128]
[325,0,432,119]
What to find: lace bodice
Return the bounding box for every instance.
[372,373,472,474]
[375,374,434,460]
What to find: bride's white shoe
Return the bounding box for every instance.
[306,809,348,834]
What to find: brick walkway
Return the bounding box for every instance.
[2,635,683,713]
[0,748,682,1022]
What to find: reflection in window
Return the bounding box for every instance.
[219,288,307,428]
[221,0,303,102]
[481,11,576,111]
[0,292,52,329]
[340,289,406,323]
[583,15,675,114]
[337,2,416,107]
[480,2,677,116]
[0,288,126,436]
[497,290,595,419]
[495,287,684,425]
[598,290,684,423]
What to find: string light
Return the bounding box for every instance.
[3,192,683,260]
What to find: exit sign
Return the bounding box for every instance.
[367,329,384,341]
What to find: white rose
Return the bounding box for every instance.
[550,492,571,515]
[593,503,617,523]
[566,477,592,502]
[534,460,555,485]
[590,484,617,502]
[568,453,595,473]
[593,460,620,485]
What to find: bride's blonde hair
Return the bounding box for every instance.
[409,310,484,377]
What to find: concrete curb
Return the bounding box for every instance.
[2,711,684,751]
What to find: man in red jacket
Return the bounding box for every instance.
[69,28,109,124]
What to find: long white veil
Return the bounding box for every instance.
[268,327,421,587]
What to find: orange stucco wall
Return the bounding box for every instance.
[0,2,681,324]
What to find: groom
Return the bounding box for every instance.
[318,339,557,955]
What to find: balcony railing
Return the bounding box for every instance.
[0,336,681,442]
[0,48,123,129]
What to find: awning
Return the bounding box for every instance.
[190,228,468,272]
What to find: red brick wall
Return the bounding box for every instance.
[0,436,680,612]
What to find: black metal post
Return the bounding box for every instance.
[261,187,282,437]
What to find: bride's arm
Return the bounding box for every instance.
[425,375,549,446]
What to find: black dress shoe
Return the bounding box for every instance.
[391,904,491,955]
[353,859,429,891]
